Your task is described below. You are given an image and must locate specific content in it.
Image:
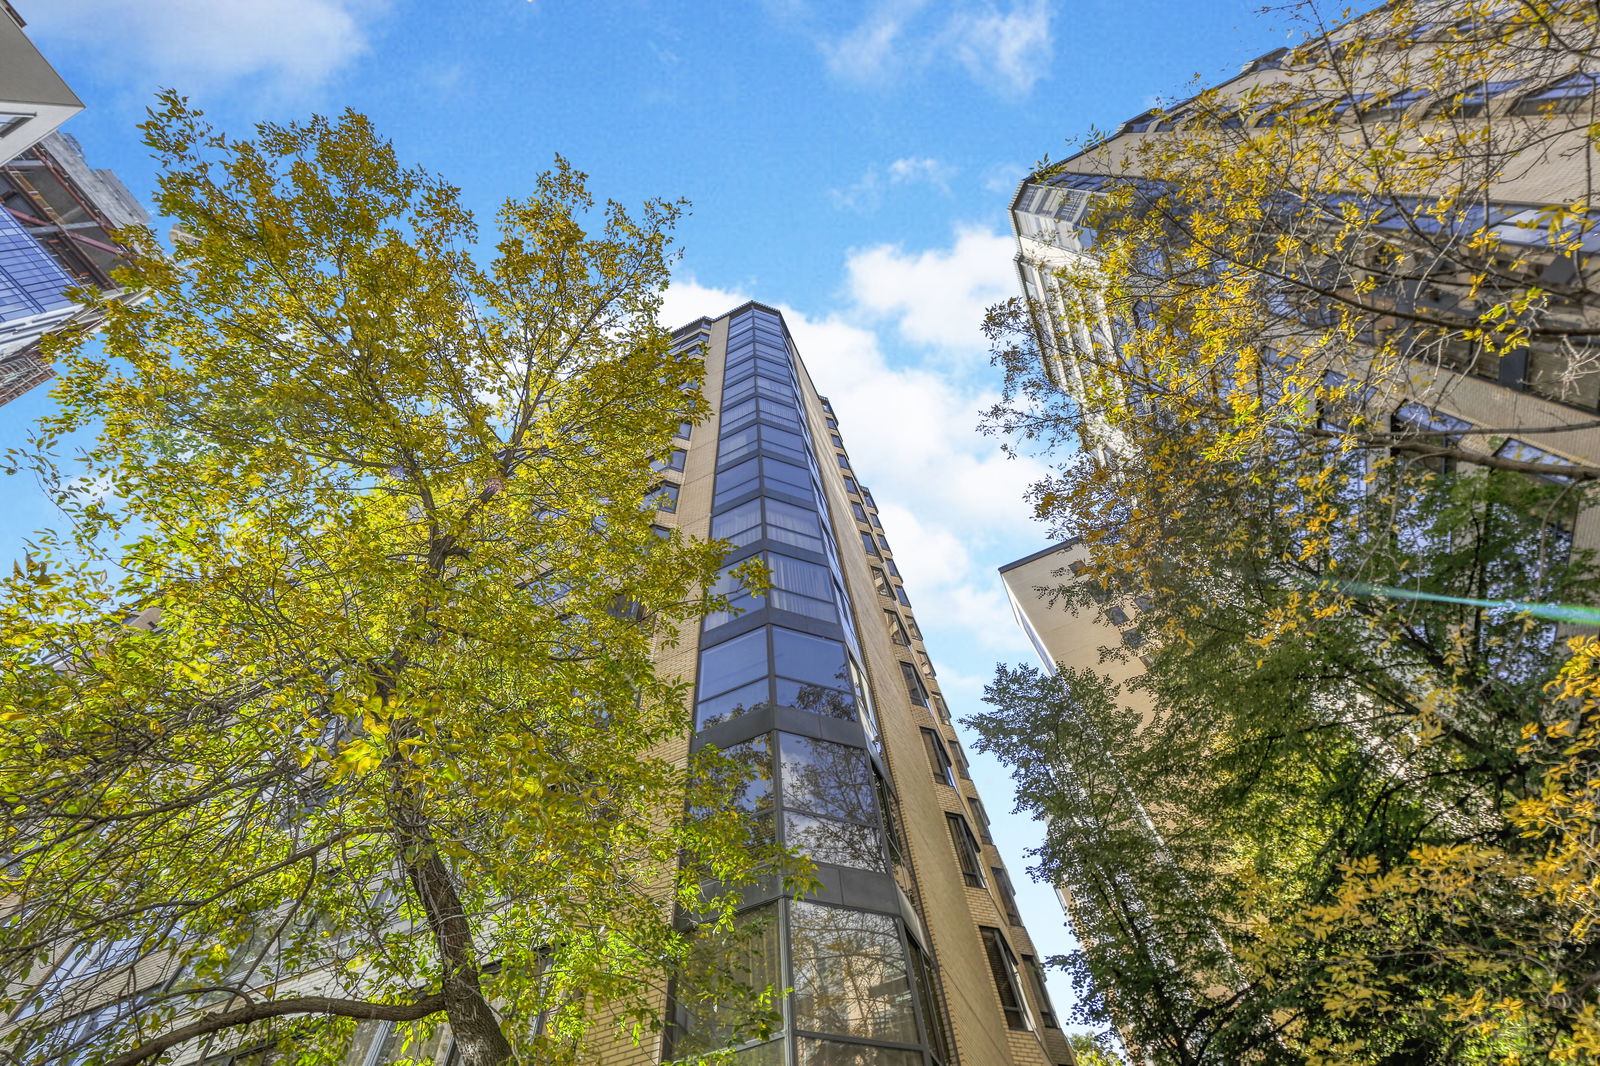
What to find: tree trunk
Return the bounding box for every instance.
[387,758,515,1065]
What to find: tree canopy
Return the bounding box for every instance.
[977,2,1600,1062]
[0,95,787,1066]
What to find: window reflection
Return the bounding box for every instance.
[672,905,784,1058]
[796,1039,923,1066]
[779,734,875,823]
[789,903,918,1046]
[783,812,885,872]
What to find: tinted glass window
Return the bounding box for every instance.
[766,499,822,552]
[772,628,849,691]
[699,629,767,699]
[796,1039,921,1066]
[711,499,761,546]
[779,733,876,823]
[775,678,856,720]
[762,457,811,492]
[789,903,918,1045]
[770,553,832,603]
[695,679,769,731]
[784,812,886,872]
[672,904,781,1058]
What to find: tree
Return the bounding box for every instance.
[0,95,790,1066]
[978,1,1600,1061]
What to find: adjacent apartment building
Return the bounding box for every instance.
[0,2,146,407]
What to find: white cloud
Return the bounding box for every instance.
[820,0,930,82]
[844,224,1016,354]
[982,161,1028,195]
[942,0,1054,96]
[830,155,955,212]
[659,276,750,334]
[805,0,1055,97]
[22,0,386,95]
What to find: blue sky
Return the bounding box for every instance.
[6,0,1294,1038]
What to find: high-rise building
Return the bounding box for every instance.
[0,5,147,408]
[641,302,1075,1066]
[1007,19,1600,546]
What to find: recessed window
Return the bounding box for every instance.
[871,566,893,598]
[830,433,843,448]
[969,796,993,844]
[900,662,928,708]
[980,927,1032,1030]
[843,476,859,496]
[1360,88,1426,122]
[895,586,910,607]
[1511,72,1600,116]
[652,482,679,513]
[922,728,955,787]
[851,501,868,523]
[886,611,911,646]
[992,867,1023,925]
[948,814,986,887]
[0,113,31,138]
[836,454,850,470]
[1022,954,1059,1029]
[860,531,879,557]
[676,421,693,440]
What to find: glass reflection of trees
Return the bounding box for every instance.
[789,903,918,1046]
[778,733,885,873]
[796,1037,923,1066]
[695,627,860,730]
[672,904,784,1060]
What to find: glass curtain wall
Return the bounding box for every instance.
[670,307,952,1066]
